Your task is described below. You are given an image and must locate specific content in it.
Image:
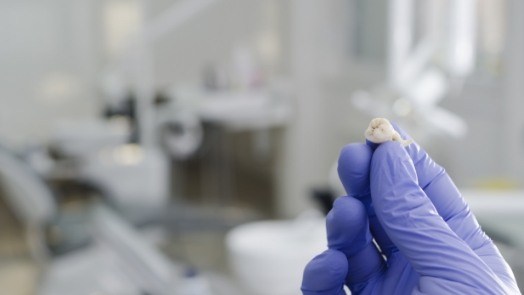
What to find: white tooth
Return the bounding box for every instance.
[364,118,413,147]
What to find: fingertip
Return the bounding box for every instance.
[376,125,439,188]
[338,143,372,176]
[302,249,348,294]
[389,122,427,168]
[327,197,371,253]
[337,143,372,196]
[332,196,367,222]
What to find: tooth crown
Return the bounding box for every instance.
[365,118,412,147]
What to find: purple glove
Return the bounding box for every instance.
[301,125,520,294]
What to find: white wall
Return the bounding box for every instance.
[502,0,524,184]
[146,0,287,87]
[0,1,102,147]
[276,0,353,217]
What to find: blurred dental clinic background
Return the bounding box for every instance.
[0,0,524,294]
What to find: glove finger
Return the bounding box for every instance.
[301,249,347,295]
[392,123,481,244]
[327,196,385,289]
[337,143,397,256]
[370,142,505,290]
[393,123,517,285]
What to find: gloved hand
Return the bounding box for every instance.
[301,124,520,295]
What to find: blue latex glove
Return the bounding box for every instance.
[301,124,520,294]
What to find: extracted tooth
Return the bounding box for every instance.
[365,118,412,147]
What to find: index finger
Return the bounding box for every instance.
[393,123,518,287]
[394,125,473,240]
[370,142,505,290]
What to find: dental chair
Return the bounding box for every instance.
[0,145,197,295]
